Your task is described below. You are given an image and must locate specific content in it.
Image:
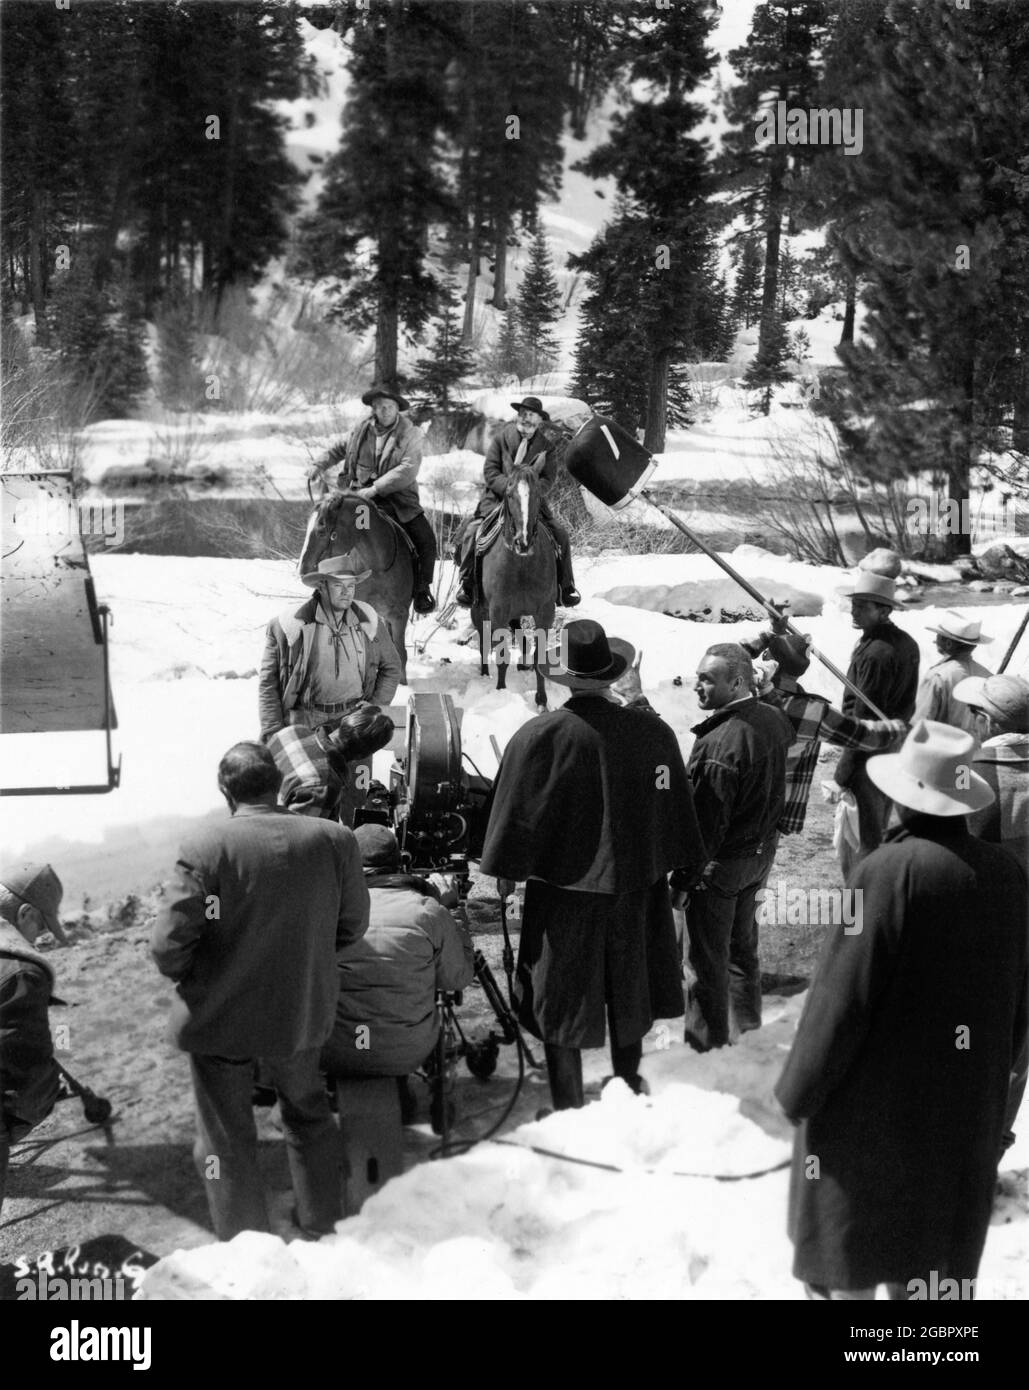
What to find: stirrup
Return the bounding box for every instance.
[560,586,582,608]
[455,585,474,609]
[413,589,437,614]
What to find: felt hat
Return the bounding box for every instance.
[301,551,372,587]
[353,823,401,869]
[361,382,409,411]
[953,673,1029,732]
[866,720,994,816]
[925,610,993,645]
[0,862,67,943]
[546,619,634,688]
[509,396,550,421]
[839,571,907,608]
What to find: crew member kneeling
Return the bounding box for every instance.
[321,825,474,1081]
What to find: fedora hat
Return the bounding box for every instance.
[0,862,67,943]
[866,720,994,816]
[301,551,372,587]
[509,396,550,421]
[361,382,410,411]
[547,619,634,688]
[839,571,907,608]
[925,610,992,645]
[953,673,1029,732]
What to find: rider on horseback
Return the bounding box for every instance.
[311,383,438,615]
[455,396,581,610]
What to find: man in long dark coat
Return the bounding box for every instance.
[776,720,1028,1300]
[479,619,706,1110]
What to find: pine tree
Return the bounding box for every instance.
[815,0,1029,556]
[515,227,561,379]
[721,3,829,371]
[573,1,720,450]
[743,307,791,414]
[730,236,764,329]
[411,290,475,418]
[298,0,458,384]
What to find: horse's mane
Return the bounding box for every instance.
[313,489,360,529]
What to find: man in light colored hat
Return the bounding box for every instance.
[480,620,706,1109]
[954,671,1029,1154]
[0,862,66,1214]
[834,570,920,877]
[310,384,437,614]
[913,610,993,734]
[776,720,1028,1301]
[259,551,402,823]
[455,396,580,609]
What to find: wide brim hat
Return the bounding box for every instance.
[0,862,67,943]
[302,552,373,587]
[953,673,1029,731]
[546,619,635,688]
[866,719,995,816]
[925,610,992,645]
[361,382,410,411]
[838,571,907,608]
[509,396,550,421]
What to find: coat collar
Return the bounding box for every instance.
[976,732,1029,765]
[691,695,757,737]
[883,813,972,844]
[0,919,57,987]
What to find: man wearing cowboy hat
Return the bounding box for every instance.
[454,396,580,609]
[913,610,993,735]
[259,550,402,746]
[0,862,67,1215]
[479,619,705,1110]
[834,570,921,877]
[311,383,437,614]
[954,672,1029,1155]
[776,720,1028,1301]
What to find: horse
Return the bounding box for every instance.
[471,459,558,709]
[299,491,415,681]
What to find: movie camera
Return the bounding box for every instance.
[355,695,538,1133]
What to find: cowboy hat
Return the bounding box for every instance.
[953,673,1029,732]
[0,862,67,944]
[925,610,993,645]
[866,720,995,816]
[301,552,372,587]
[838,571,908,608]
[547,618,635,688]
[509,396,550,421]
[361,382,410,411]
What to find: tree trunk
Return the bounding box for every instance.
[758,147,787,363]
[944,344,975,560]
[463,197,480,342]
[376,293,399,385]
[214,15,244,309]
[492,212,510,309]
[27,190,50,347]
[1013,333,1029,457]
[643,347,671,453]
[840,274,856,346]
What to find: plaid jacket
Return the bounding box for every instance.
[266,724,345,818]
[763,688,907,834]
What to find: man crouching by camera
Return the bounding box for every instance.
[321,825,474,1114]
[0,863,67,1217]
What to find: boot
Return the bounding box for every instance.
[455,531,477,608]
[557,548,581,608]
[543,1043,585,1110]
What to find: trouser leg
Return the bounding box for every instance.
[0,1128,10,1220]
[263,1049,341,1236]
[190,1054,270,1240]
[401,512,437,592]
[544,513,575,591]
[544,1043,584,1110]
[728,840,777,1036]
[1001,1032,1028,1155]
[683,880,736,1051]
[805,1283,877,1301]
[840,762,892,876]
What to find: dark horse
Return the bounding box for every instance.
[471,460,558,709]
[299,491,415,681]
